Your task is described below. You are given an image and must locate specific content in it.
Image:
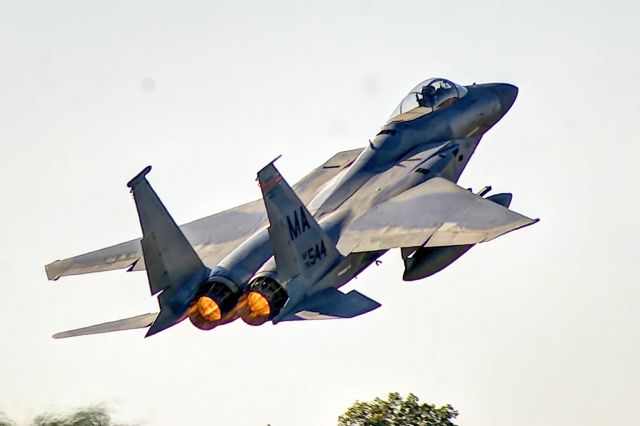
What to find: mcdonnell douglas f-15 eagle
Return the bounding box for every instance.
[45,77,538,338]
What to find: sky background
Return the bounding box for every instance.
[1,1,639,425]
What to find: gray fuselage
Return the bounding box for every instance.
[207,82,518,308]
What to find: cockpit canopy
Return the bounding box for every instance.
[388,78,468,122]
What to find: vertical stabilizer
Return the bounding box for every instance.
[257,161,341,283]
[127,166,209,336]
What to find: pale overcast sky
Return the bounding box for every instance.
[1,1,639,425]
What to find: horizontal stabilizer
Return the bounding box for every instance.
[278,287,381,322]
[53,312,159,339]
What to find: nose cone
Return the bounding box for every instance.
[493,83,518,114]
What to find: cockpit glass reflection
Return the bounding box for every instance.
[388,78,468,122]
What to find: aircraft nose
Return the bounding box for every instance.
[493,83,518,113]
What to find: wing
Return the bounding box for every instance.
[337,177,538,253]
[45,148,363,281]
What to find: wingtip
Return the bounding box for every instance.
[127,165,152,188]
[270,154,282,165]
[44,260,65,281]
[257,155,283,175]
[52,329,75,339]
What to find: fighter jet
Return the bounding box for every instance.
[45,77,538,338]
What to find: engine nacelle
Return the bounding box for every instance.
[188,279,240,330]
[240,276,288,326]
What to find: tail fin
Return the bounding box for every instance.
[127,166,209,336]
[257,161,341,282]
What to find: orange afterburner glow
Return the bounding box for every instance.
[247,291,270,317]
[239,291,272,326]
[196,296,221,321]
[240,277,288,326]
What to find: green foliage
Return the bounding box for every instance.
[338,392,459,426]
[32,405,126,426]
[0,411,16,426]
[0,406,134,426]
